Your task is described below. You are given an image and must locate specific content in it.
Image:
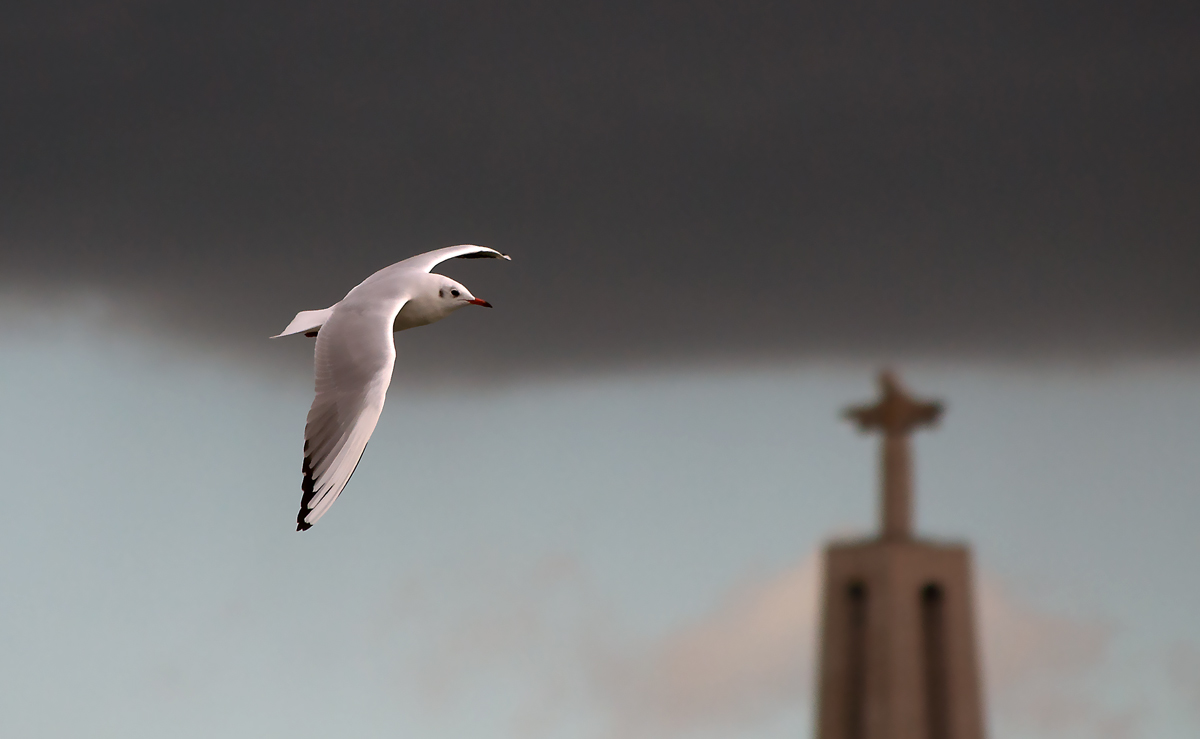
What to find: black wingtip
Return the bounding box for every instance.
[455,249,510,260]
[297,444,317,532]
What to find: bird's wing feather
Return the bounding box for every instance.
[271,305,337,338]
[395,244,510,274]
[296,299,406,530]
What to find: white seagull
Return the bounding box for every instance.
[272,244,511,530]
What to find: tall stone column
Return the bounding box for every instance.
[815,371,985,739]
[882,432,912,539]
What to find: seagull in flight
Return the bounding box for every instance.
[272,244,511,530]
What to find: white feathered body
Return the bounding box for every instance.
[274,244,510,530]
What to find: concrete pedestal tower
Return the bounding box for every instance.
[814,371,985,739]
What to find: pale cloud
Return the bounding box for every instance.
[367,552,819,737]
[978,576,1109,696]
[977,576,1136,738]
[589,553,822,737]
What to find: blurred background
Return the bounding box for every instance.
[2,2,1198,737]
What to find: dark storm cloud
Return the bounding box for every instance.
[2,1,1198,375]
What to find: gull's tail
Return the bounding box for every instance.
[271,305,336,338]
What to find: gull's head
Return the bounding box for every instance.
[438,278,492,309]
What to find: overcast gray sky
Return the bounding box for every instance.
[2,0,1198,377]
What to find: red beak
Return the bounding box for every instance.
[468,298,492,308]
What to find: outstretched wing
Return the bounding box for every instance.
[396,244,511,274]
[296,300,406,530]
[353,245,512,294]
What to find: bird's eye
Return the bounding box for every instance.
[451,289,460,297]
